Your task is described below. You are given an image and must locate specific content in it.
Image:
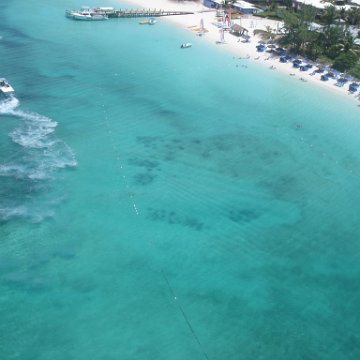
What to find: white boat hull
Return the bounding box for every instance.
[0,86,14,94]
[0,79,14,94]
[66,10,108,21]
[72,14,107,21]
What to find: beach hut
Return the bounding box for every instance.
[256,44,266,52]
[230,24,248,36]
[274,48,286,56]
[321,74,329,81]
[280,55,292,63]
[300,65,309,71]
[349,83,359,93]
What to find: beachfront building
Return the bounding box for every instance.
[232,1,260,14]
[203,0,224,9]
[203,0,262,13]
[294,0,360,11]
[293,0,329,12]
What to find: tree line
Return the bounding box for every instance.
[221,0,360,77]
[277,4,360,76]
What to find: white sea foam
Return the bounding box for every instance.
[0,96,57,147]
[0,96,77,221]
[0,96,20,114]
[0,96,77,179]
[10,127,57,149]
[0,164,28,178]
[1,96,58,149]
[0,205,54,222]
[0,206,27,221]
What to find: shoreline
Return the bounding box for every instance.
[120,0,359,105]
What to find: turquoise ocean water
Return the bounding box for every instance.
[1,1,360,359]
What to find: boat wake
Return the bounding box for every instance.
[0,96,77,222]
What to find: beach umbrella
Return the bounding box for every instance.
[200,18,204,32]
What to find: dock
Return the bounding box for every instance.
[94,8,194,18]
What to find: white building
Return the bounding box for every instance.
[232,1,260,14]
[295,0,360,10]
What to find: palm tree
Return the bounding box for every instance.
[337,33,359,55]
[322,5,338,27]
[283,0,293,11]
[346,8,360,26]
[221,0,234,10]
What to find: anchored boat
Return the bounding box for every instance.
[139,18,157,25]
[66,7,108,21]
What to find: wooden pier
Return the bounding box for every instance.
[96,8,194,18]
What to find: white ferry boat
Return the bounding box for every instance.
[66,7,108,21]
[0,78,14,94]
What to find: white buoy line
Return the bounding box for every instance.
[99,90,139,216]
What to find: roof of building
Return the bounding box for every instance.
[208,0,223,4]
[233,1,258,10]
[295,0,330,10]
[296,0,360,9]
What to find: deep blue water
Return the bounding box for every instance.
[1,1,360,359]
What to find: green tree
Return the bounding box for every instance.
[339,7,346,21]
[333,51,359,71]
[319,25,344,58]
[278,5,317,53]
[322,6,338,27]
[283,0,293,11]
[346,8,360,26]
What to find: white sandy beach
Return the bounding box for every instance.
[121,0,359,103]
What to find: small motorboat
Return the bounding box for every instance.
[139,18,157,25]
[180,43,192,49]
[0,78,14,94]
[73,11,107,21]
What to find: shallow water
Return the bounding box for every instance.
[1,1,360,359]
